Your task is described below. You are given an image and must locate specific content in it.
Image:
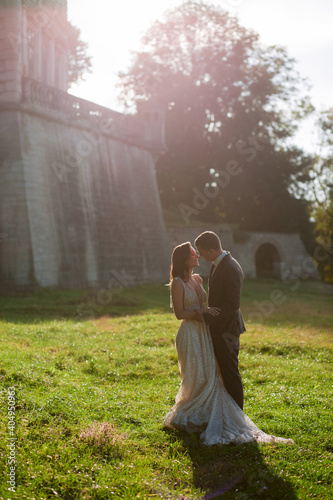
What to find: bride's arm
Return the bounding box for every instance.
[171,279,202,320]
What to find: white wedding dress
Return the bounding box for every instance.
[164,277,294,446]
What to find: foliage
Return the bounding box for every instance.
[312,198,333,284]
[298,109,333,283]
[0,281,332,499]
[65,21,92,86]
[118,1,314,243]
[312,110,333,283]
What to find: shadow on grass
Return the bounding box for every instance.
[0,280,332,330]
[0,284,172,324]
[163,428,297,500]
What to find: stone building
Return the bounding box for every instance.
[0,0,170,289]
[0,0,318,290]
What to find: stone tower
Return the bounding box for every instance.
[1,0,68,102]
[0,0,170,290]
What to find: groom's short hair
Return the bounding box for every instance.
[195,231,221,251]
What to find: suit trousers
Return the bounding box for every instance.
[211,332,244,410]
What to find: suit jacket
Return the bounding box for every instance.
[202,252,246,338]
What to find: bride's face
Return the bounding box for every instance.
[186,246,199,269]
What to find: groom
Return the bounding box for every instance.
[195,231,246,409]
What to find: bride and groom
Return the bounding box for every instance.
[164,231,293,445]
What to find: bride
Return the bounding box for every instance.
[164,242,294,445]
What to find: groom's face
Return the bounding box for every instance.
[196,246,214,262]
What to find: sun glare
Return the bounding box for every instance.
[67,0,333,114]
[68,0,177,108]
[68,0,175,64]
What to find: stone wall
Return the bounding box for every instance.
[233,231,317,279]
[166,226,318,280]
[0,111,33,287]
[0,107,170,289]
[0,1,171,290]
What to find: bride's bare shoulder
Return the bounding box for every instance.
[193,273,203,284]
[171,277,183,288]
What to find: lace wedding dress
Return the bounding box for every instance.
[164,277,294,445]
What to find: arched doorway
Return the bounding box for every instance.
[255,243,281,279]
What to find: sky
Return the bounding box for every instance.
[67,0,333,151]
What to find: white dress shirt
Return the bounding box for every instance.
[211,250,227,275]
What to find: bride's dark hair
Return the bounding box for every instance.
[170,242,191,283]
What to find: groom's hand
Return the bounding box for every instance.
[202,307,220,316]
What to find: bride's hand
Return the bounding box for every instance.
[193,310,204,322]
[202,307,220,316]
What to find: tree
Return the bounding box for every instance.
[306,110,333,283]
[65,22,92,86]
[118,1,314,246]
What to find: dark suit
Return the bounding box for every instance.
[202,252,246,409]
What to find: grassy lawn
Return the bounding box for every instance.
[0,279,332,500]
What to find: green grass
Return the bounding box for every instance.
[0,280,332,500]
